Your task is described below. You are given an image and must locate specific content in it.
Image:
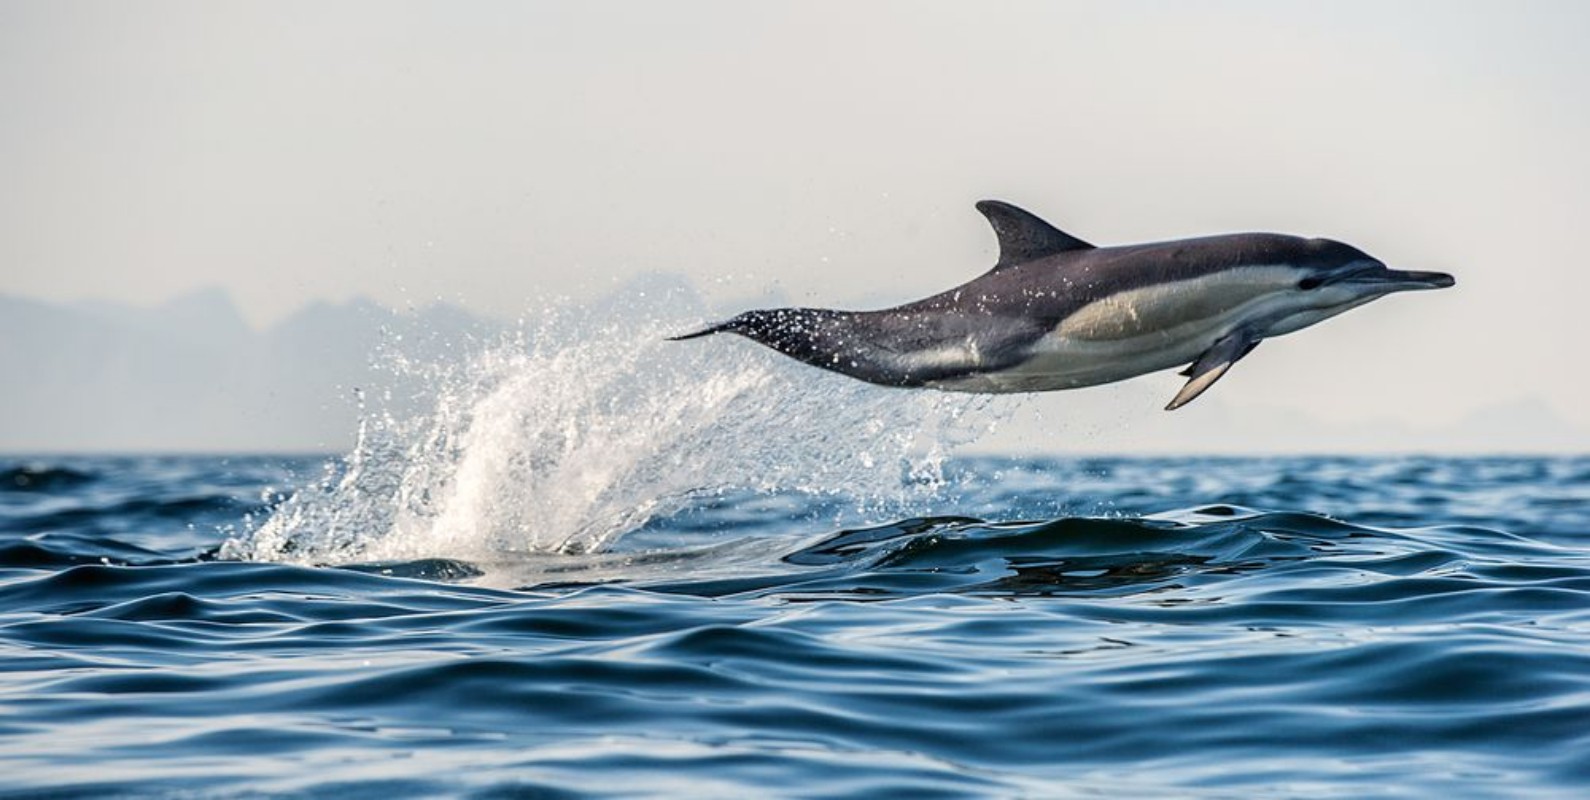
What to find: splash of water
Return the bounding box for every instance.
[225,286,1008,565]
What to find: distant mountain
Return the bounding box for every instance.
[1,285,1585,454]
[71,286,254,344]
[0,289,500,452]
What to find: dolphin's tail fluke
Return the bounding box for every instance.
[666,321,732,341]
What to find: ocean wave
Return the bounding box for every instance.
[0,464,97,492]
[6,454,1590,796]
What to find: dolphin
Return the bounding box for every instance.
[670,201,1454,410]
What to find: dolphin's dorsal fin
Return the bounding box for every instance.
[976,200,1094,270]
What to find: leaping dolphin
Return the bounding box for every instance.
[671,201,1454,410]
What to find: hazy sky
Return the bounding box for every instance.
[3,0,1588,432]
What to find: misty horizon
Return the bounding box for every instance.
[3,281,1585,455]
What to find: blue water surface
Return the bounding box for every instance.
[2,454,1589,797]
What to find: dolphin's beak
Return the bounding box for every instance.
[1335,267,1456,292]
[1383,269,1456,289]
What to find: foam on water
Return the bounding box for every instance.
[224,288,1007,565]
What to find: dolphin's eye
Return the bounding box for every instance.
[1298,276,1325,291]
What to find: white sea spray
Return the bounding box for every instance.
[224,285,1007,564]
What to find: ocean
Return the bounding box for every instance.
[3,318,1588,798]
[4,452,1588,798]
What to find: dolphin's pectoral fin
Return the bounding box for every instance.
[1165,331,1261,411]
[975,200,1095,271]
[1175,339,1258,377]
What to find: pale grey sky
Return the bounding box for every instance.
[3,0,1588,434]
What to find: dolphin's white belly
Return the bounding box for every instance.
[926,268,1344,393]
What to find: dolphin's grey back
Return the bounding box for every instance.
[898,233,1363,323]
[833,232,1349,382]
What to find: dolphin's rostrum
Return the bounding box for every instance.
[671,201,1454,410]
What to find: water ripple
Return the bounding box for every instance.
[2,455,1589,796]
